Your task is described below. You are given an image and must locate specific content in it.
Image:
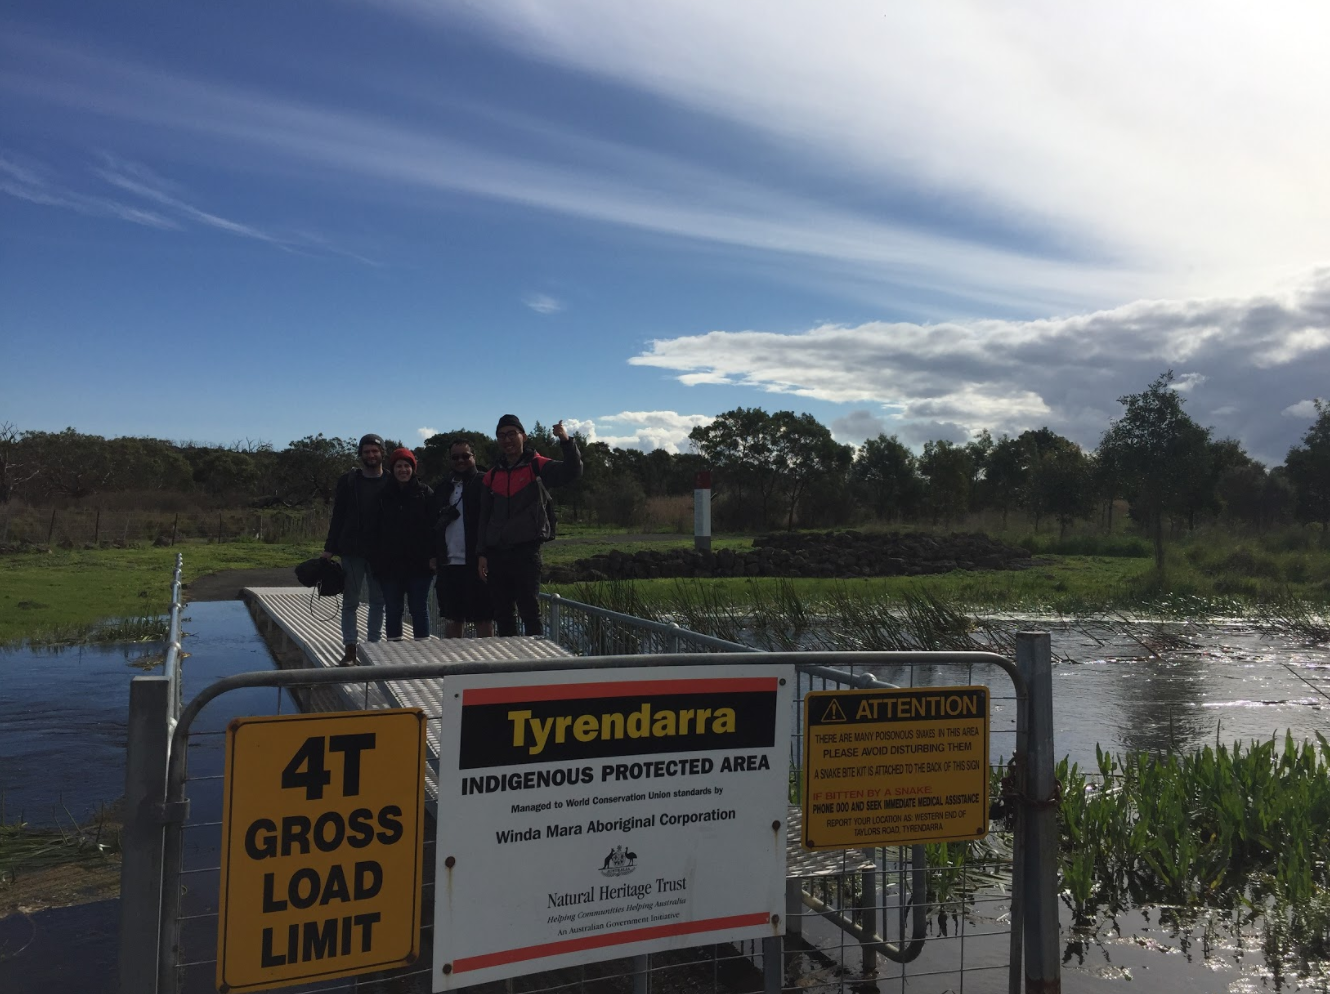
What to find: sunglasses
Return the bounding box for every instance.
[496,430,520,440]
[451,452,474,461]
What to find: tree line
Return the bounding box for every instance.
[2,373,1327,558]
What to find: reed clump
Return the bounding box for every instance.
[1058,734,1330,969]
[0,804,121,887]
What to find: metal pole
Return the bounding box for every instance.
[693,471,712,551]
[632,953,650,994]
[762,935,782,994]
[860,856,877,975]
[118,676,171,994]
[549,593,562,649]
[1017,632,1059,993]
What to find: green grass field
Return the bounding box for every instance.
[0,540,320,645]
[2,526,1326,646]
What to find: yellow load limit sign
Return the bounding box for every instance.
[801,686,988,849]
[217,708,426,993]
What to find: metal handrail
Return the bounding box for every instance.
[164,552,184,721]
[540,590,759,652]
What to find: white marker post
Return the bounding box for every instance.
[694,471,712,551]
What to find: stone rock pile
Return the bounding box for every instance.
[544,530,1033,584]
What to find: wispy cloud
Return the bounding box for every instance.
[94,153,285,245]
[0,36,1146,313]
[523,293,563,315]
[417,426,440,440]
[0,153,178,229]
[440,1,1330,301]
[0,144,376,262]
[629,268,1330,464]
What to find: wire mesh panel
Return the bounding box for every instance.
[151,655,1024,994]
[143,582,1037,994]
[536,597,1027,994]
[782,657,1021,994]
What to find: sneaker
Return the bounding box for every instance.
[339,643,357,666]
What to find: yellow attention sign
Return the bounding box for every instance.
[802,686,989,849]
[217,708,426,993]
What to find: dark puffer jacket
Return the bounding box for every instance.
[371,476,436,580]
[477,440,581,556]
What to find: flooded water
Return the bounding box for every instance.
[0,601,297,993]
[0,607,1327,992]
[1041,621,1328,765]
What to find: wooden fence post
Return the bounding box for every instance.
[170,512,179,546]
[94,507,101,546]
[47,507,57,544]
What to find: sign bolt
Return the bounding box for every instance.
[445,856,456,868]
[770,914,780,926]
[442,963,453,974]
[771,820,781,830]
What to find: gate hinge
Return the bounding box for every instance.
[155,800,191,825]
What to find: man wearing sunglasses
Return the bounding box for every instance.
[432,439,494,638]
[477,414,582,636]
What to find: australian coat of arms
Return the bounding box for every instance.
[599,844,638,877]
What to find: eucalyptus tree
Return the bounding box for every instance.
[918,440,972,526]
[853,433,921,521]
[1284,399,1330,531]
[1097,371,1212,567]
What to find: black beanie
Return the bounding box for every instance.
[496,414,525,434]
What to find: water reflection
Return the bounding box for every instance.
[0,601,294,994]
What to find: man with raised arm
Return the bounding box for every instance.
[477,416,581,636]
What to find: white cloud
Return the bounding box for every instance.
[560,411,715,452]
[830,410,886,443]
[417,426,440,440]
[629,268,1330,462]
[1282,400,1321,419]
[523,293,563,314]
[1170,372,1207,393]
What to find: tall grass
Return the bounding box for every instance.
[1058,735,1330,970]
[0,803,120,888]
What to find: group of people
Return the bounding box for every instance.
[320,415,582,663]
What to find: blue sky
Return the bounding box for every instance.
[2,1,1328,465]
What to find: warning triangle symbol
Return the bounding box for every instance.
[821,699,848,723]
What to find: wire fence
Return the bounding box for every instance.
[0,504,328,549]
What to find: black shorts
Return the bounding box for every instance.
[436,563,493,623]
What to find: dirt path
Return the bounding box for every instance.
[186,567,301,601]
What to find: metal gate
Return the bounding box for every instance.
[118,576,1059,994]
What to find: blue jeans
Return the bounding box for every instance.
[381,575,433,639]
[340,555,384,645]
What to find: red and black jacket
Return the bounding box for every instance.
[477,440,581,555]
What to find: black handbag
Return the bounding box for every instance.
[294,557,345,597]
